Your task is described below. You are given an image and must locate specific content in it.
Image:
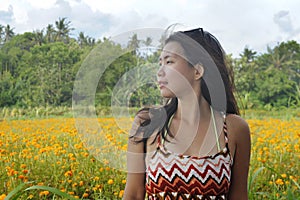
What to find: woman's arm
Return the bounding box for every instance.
[226,114,251,200]
[123,116,147,200]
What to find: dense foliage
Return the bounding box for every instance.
[0,19,300,110]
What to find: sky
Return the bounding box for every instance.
[1,0,300,57]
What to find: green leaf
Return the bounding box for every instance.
[5,182,33,200]
[290,178,300,190]
[248,166,265,191]
[286,187,296,200]
[24,185,79,200]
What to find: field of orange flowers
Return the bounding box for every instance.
[0,116,299,199]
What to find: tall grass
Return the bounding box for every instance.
[0,106,140,119]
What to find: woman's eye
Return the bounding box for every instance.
[158,60,173,66]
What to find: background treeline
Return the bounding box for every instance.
[0,18,300,111]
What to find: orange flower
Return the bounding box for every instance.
[79,181,84,186]
[275,178,284,185]
[39,191,49,196]
[119,190,124,198]
[18,175,25,180]
[107,179,114,185]
[0,194,6,200]
[281,174,287,178]
[64,170,73,177]
[20,164,27,169]
[82,193,89,198]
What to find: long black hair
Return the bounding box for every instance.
[130,28,239,145]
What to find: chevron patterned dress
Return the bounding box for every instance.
[145,123,232,200]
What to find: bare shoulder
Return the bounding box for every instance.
[127,111,149,173]
[129,108,150,137]
[225,114,250,144]
[226,114,250,133]
[225,115,251,199]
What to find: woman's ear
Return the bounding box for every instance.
[194,63,204,80]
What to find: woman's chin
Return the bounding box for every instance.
[160,91,175,98]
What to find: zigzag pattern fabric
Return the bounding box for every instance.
[146,123,232,200]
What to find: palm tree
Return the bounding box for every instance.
[267,46,286,70]
[46,24,55,43]
[127,33,140,54]
[78,31,87,48]
[239,47,257,63]
[144,37,152,47]
[54,17,74,43]
[270,41,300,84]
[77,32,96,47]
[4,24,14,42]
[142,36,153,58]
[263,43,298,84]
[0,24,4,44]
[87,37,96,46]
[33,29,44,46]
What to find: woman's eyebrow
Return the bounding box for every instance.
[159,55,172,62]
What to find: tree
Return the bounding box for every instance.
[140,36,153,58]
[87,37,96,46]
[78,31,87,48]
[1,19,300,110]
[258,41,300,87]
[88,39,139,106]
[0,33,34,77]
[234,47,259,108]
[0,24,4,45]
[77,32,96,48]
[127,33,140,54]
[46,24,55,43]
[239,46,257,63]
[4,24,14,43]
[144,37,152,47]
[54,17,74,43]
[33,29,45,46]
[272,41,300,86]
[255,68,296,107]
[0,71,16,106]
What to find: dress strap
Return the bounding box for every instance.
[210,106,221,151]
[158,110,227,151]
[157,135,162,147]
[223,119,229,144]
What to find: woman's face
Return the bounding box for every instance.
[157,41,197,98]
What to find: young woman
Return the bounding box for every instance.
[123,28,251,200]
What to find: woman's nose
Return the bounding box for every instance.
[157,65,165,77]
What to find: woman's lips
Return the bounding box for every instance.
[158,81,168,89]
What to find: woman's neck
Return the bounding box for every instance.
[175,94,211,125]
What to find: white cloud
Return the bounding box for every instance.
[26,0,56,9]
[0,0,300,56]
[0,5,14,24]
[274,10,293,33]
[69,1,113,38]
[0,0,113,38]
[82,0,136,14]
